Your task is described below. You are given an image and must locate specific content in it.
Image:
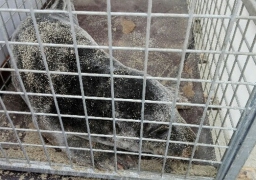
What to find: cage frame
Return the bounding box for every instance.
[0,0,255,179]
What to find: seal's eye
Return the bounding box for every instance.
[156,128,168,139]
[150,125,169,139]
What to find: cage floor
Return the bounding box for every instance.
[0,0,218,178]
[0,84,216,177]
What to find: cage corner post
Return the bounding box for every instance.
[215,86,256,180]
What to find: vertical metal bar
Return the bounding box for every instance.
[0,97,30,164]
[66,0,95,168]
[27,0,73,167]
[138,0,152,172]
[0,144,10,164]
[161,0,197,176]
[198,0,212,53]
[204,0,253,133]
[0,7,9,43]
[185,0,242,177]
[0,59,7,89]
[211,108,230,160]
[216,86,256,179]
[208,2,255,133]
[202,1,218,79]
[14,0,22,21]
[197,0,209,74]
[34,0,39,9]
[197,0,212,74]
[192,0,201,51]
[41,0,44,6]
[0,12,53,167]
[212,105,230,145]
[106,0,118,171]
[22,0,29,16]
[204,0,228,82]
[213,110,232,146]
[195,0,207,52]
[194,0,200,15]
[214,19,255,145]
[233,27,256,90]
[211,0,239,106]
[4,0,15,37]
[203,0,227,90]
[213,5,245,115]
[212,0,255,95]
[202,0,236,131]
[200,0,221,77]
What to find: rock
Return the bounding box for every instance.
[120,19,136,34]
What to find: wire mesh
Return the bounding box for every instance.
[0,0,255,179]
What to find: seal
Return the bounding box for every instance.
[10,0,196,170]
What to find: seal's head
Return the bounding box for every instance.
[142,116,196,157]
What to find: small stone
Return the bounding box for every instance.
[182,82,195,98]
[120,19,135,34]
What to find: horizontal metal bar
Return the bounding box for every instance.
[0,8,255,20]
[0,141,223,164]
[0,160,215,180]
[0,129,229,149]
[0,41,256,56]
[0,68,255,86]
[0,90,247,111]
[0,136,229,150]
[0,117,236,131]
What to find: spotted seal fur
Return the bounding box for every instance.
[10,0,196,170]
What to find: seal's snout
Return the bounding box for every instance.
[167,124,196,156]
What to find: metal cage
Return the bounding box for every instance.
[0,0,256,179]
